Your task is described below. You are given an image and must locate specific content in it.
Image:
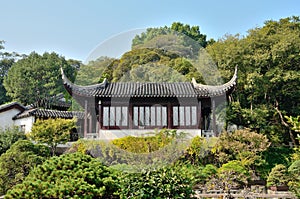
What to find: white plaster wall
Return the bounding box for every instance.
[0,109,21,129]
[14,116,35,134]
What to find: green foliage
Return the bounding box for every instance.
[259,146,293,178]
[202,164,218,179]
[69,130,189,172]
[68,139,133,167]
[3,52,79,106]
[132,22,208,54]
[30,118,76,156]
[111,129,176,153]
[288,160,300,197]
[185,136,217,164]
[0,41,21,104]
[266,164,289,187]
[0,126,26,156]
[99,48,204,83]
[212,129,270,177]
[5,152,119,199]
[220,160,249,189]
[207,16,300,144]
[75,56,115,85]
[0,58,14,104]
[291,137,300,161]
[77,23,211,86]
[119,166,194,199]
[0,140,50,195]
[286,115,300,133]
[206,160,249,190]
[179,163,217,187]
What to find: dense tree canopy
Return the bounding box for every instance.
[3,52,79,107]
[75,56,115,86]
[98,48,204,83]
[207,16,300,144]
[0,41,22,104]
[132,22,209,51]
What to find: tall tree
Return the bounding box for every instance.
[0,40,22,104]
[207,16,300,144]
[75,56,115,85]
[100,48,204,83]
[132,22,209,58]
[3,52,79,107]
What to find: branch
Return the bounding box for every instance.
[274,100,297,145]
[274,100,289,127]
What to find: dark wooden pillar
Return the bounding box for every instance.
[84,100,88,138]
[167,103,172,129]
[197,100,202,130]
[212,98,217,136]
[129,103,133,129]
[89,113,92,133]
[98,100,102,135]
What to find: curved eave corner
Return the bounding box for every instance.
[60,67,107,97]
[192,65,238,97]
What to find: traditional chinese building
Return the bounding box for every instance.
[61,67,237,139]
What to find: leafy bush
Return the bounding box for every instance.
[267,164,289,187]
[259,146,293,178]
[178,163,217,187]
[5,152,120,199]
[111,129,177,153]
[288,160,300,197]
[206,160,249,190]
[184,136,217,164]
[68,133,189,173]
[30,118,76,155]
[212,129,270,175]
[119,166,194,199]
[0,140,50,195]
[0,126,26,156]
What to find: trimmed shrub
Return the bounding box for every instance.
[5,152,119,199]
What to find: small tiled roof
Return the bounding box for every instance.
[13,108,84,120]
[0,102,26,113]
[61,66,237,98]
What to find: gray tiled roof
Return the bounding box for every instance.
[13,108,84,120]
[61,66,237,98]
[94,82,199,98]
[0,102,26,113]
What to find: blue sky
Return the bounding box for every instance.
[0,0,299,62]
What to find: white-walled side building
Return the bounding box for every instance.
[13,113,35,134]
[0,102,25,130]
[0,102,84,138]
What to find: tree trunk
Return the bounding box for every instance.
[274,102,296,146]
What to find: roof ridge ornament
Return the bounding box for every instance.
[191,65,238,96]
[60,67,108,91]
